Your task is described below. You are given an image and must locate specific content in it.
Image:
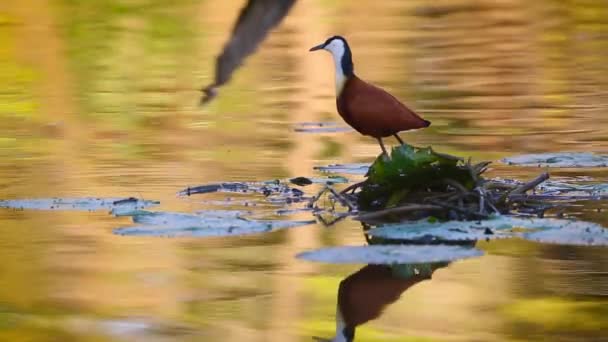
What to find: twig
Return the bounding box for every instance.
[476,187,485,215]
[508,172,550,197]
[340,180,368,194]
[307,186,328,208]
[428,199,489,219]
[443,179,468,193]
[484,181,518,190]
[474,161,492,176]
[314,212,349,227]
[355,203,443,222]
[327,186,357,211]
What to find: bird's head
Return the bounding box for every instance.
[309,36,354,93]
[309,36,349,56]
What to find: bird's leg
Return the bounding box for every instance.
[393,134,405,145]
[377,137,388,156]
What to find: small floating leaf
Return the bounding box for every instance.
[289,176,349,186]
[314,163,370,175]
[296,245,483,264]
[0,197,159,212]
[293,122,353,133]
[114,210,314,237]
[502,152,608,168]
[289,177,313,186]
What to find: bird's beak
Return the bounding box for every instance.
[309,43,325,52]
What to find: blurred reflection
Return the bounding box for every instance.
[319,262,449,342]
[200,0,297,104]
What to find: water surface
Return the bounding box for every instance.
[1,1,607,341]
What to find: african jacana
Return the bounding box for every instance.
[309,36,430,155]
[319,263,448,342]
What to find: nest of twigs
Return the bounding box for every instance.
[309,144,555,225]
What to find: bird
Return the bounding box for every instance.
[309,36,430,155]
[315,263,447,342]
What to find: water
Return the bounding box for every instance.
[1,0,607,341]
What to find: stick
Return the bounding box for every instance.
[327,186,357,211]
[476,187,485,215]
[508,172,550,197]
[428,199,489,219]
[340,180,368,194]
[307,186,328,208]
[355,204,443,222]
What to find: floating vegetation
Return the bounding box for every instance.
[368,216,608,246]
[305,144,608,249]
[0,197,159,213]
[502,152,608,168]
[539,180,608,196]
[296,245,483,264]
[293,122,353,133]
[289,175,349,186]
[114,210,315,237]
[178,179,306,205]
[313,163,370,175]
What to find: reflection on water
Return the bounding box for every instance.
[318,262,449,342]
[200,0,297,104]
[1,0,608,341]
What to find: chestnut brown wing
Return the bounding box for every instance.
[339,76,429,137]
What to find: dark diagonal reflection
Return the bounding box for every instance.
[200,0,297,104]
[317,262,450,342]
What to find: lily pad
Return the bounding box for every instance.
[368,216,608,246]
[502,152,608,168]
[368,218,516,242]
[0,197,159,212]
[114,210,314,237]
[296,245,483,264]
[539,180,608,195]
[293,122,353,133]
[524,222,608,246]
[314,163,370,175]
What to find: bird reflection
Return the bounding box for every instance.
[200,0,297,105]
[316,262,450,342]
